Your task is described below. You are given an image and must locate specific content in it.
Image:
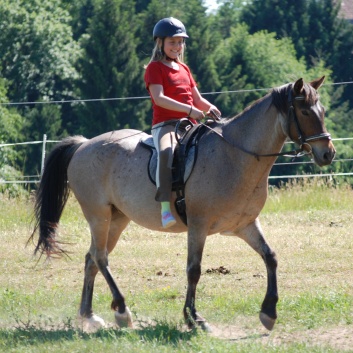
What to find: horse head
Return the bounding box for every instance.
[287,76,336,166]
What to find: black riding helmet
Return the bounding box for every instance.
[153,17,189,40]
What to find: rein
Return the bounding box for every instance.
[200,87,331,161]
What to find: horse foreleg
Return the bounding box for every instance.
[238,219,278,330]
[183,226,210,331]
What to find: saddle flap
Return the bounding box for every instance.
[140,136,197,187]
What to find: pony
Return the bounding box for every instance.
[29,76,335,332]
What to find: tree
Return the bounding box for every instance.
[0,76,27,196]
[240,0,353,124]
[61,0,95,41]
[211,24,332,116]
[241,0,310,58]
[76,0,147,136]
[0,0,82,175]
[0,0,82,104]
[210,0,249,39]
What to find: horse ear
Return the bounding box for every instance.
[293,78,304,95]
[310,76,325,90]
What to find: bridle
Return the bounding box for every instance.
[200,87,332,161]
[286,89,331,157]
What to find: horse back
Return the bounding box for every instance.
[68,130,152,200]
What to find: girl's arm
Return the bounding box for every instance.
[191,86,221,117]
[149,84,205,120]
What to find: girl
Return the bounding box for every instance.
[144,17,221,228]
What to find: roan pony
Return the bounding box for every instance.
[29,76,335,332]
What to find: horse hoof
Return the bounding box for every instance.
[79,314,106,333]
[189,312,211,332]
[259,312,276,331]
[115,306,133,328]
[199,321,212,333]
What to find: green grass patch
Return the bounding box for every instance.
[278,291,353,329]
[264,179,353,213]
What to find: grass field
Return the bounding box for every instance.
[0,180,352,352]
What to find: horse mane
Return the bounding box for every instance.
[229,80,317,121]
[271,84,291,116]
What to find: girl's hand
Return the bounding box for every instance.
[206,106,221,121]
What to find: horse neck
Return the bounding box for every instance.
[223,94,287,159]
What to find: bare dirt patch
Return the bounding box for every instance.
[210,324,353,351]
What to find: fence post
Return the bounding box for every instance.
[41,134,47,177]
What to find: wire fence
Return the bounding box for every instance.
[1,81,353,106]
[1,135,353,185]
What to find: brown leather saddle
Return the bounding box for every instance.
[140,119,210,225]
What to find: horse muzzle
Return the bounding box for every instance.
[305,140,336,167]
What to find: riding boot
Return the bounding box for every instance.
[155,147,173,202]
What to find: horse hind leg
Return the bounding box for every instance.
[78,252,105,332]
[107,208,132,329]
[237,219,278,331]
[78,205,132,332]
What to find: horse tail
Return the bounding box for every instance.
[28,135,87,258]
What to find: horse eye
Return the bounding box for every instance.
[301,110,309,116]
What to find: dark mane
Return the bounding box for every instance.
[271,83,291,116]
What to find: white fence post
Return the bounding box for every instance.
[40,134,47,177]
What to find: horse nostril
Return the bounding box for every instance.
[323,150,335,162]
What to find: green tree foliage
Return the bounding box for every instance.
[76,0,148,136]
[210,24,332,117]
[0,0,82,104]
[0,0,81,175]
[0,79,24,166]
[62,0,95,40]
[241,0,310,58]
[241,0,353,134]
[0,77,27,196]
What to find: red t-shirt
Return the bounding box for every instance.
[144,61,197,126]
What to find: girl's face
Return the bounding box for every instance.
[163,36,185,60]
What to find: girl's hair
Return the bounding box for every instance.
[147,37,185,65]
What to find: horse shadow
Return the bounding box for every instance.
[2,319,198,347]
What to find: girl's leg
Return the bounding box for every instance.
[152,124,177,228]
